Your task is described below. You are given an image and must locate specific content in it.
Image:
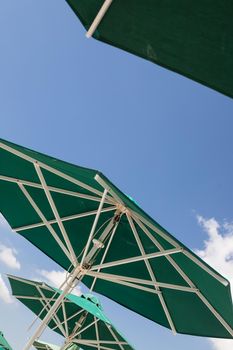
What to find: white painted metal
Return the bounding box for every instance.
[22,265,82,350]
[0,141,105,198]
[80,189,108,266]
[35,164,78,266]
[86,0,113,38]
[18,183,72,263]
[0,174,114,205]
[90,247,182,271]
[95,175,124,205]
[90,219,120,291]
[15,206,117,232]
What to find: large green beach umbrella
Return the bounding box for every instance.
[0,332,13,350]
[66,0,233,98]
[8,275,134,350]
[0,138,233,347]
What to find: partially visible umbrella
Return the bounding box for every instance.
[0,138,233,349]
[33,341,61,350]
[8,275,134,350]
[0,332,13,350]
[66,0,233,98]
[33,340,78,350]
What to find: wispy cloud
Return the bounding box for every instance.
[0,274,14,304]
[0,244,21,270]
[38,269,82,296]
[196,216,233,350]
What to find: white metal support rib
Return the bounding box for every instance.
[86,0,113,38]
[35,164,78,266]
[94,317,101,350]
[90,217,120,291]
[126,214,176,334]
[80,188,108,266]
[15,206,117,232]
[90,247,182,271]
[36,287,67,338]
[18,183,72,264]
[107,325,125,350]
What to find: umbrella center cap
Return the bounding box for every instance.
[117,203,128,214]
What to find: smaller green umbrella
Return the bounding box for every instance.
[0,332,13,350]
[8,275,134,350]
[33,341,61,350]
[33,340,78,350]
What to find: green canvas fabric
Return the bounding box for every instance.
[8,275,133,350]
[33,340,79,350]
[0,332,13,350]
[66,0,233,98]
[1,138,233,338]
[33,340,61,350]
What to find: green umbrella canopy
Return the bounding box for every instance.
[66,0,233,98]
[0,332,13,350]
[8,275,134,350]
[33,341,78,350]
[33,340,61,350]
[0,138,233,338]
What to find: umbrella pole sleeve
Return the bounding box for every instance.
[22,266,82,350]
[86,0,113,38]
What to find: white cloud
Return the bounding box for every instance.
[0,244,20,270]
[0,274,13,304]
[196,216,233,350]
[38,269,82,296]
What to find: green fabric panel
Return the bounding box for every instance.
[0,333,13,350]
[0,182,41,228]
[173,253,233,328]
[66,0,233,98]
[83,276,170,328]
[162,289,231,337]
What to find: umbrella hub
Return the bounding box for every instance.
[116,203,129,215]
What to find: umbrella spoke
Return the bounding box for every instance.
[80,188,108,267]
[18,183,72,263]
[14,206,117,232]
[90,247,182,271]
[35,164,78,266]
[86,0,113,38]
[90,216,120,291]
[74,339,121,350]
[35,286,67,337]
[0,174,115,205]
[61,301,69,337]
[0,141,107,198]
[106,324,126,350]
[127,214,176,334]
[94,317,101,350]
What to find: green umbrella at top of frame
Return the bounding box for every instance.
[0,138,233,344]
[65,0,233,98]
[0,332,13,350]
[8,275,134,350]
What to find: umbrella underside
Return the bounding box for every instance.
[0,138,233,339]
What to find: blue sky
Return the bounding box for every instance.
[0,1,233,350]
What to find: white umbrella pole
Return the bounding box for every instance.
[22,266,82,350]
